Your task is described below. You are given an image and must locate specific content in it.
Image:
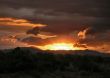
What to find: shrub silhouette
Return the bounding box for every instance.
[0,47,110,78]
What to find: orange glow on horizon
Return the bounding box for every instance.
[37,43,81,50]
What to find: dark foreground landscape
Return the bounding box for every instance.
[0,47,110,78]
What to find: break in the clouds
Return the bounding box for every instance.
[0,0,110,52]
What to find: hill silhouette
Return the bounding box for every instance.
[0,47,110,78]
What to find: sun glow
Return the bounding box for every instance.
[37,43,80,50]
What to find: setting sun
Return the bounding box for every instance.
[37,43,80,50]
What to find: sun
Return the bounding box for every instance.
[45,43,74,50]
[37,43,80,50]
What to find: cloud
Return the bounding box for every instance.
[0,0,110,52]
[0,0,109,17]
[85,18,110,35]
[26,27,41,35]
[0,17,46,27]
[26,26,57,39]
[21,35,77,46]
[77,30,110,52]
[76,17,110,52]
[78,28,89,39]
[0,36,29,49]
[0,0,109,36]
[0,17,47,34]
[0,7,36,18]
[21,36,53,46]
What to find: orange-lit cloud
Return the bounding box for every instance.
[37,34,57,39]
[0,17,47,27]
[78,28,89,39]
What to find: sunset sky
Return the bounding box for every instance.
[0,0,110,52]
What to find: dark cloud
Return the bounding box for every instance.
[26,27,40,35]
[0,0,109,32]
[77,30,110,52]
[0,0,110,35]
[0,0,109,17]
[21,35,76,46]
[85,18,110,35]
[0,35,29,49]
[0,0,110,52]
[21,36,57,46]
[77,18,110,49]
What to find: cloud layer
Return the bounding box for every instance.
[0,0,110,52]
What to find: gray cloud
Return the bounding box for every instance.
[0,0,109,17]
[26,26,40,35]
[0,33,29,49]
[21,36,57,46]
[86,19,110,35]
[0,0,109,34]
[0,0,109,33]
[0,0,110,52]
[0,7,35,18]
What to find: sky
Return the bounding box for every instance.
[0,0,110,52]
